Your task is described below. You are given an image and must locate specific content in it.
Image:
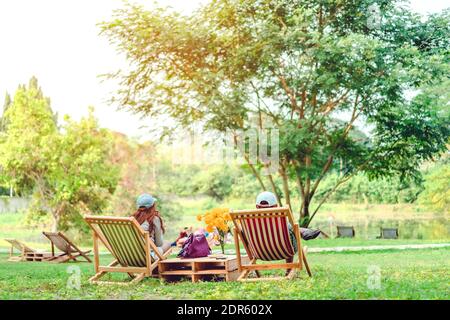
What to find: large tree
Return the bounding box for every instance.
[0,79,119,231]
[101,1,449,225]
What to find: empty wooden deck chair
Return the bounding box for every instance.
[336,226,355,238]
[42,232,92,263]
[230,206,312,282]
[84,216,172,285]
[4,239,52,262]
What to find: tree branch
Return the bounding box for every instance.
[308,173,353,225]
[233,133,266,190]
[279,161,291,209]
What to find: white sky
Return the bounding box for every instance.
[0,0,448,139]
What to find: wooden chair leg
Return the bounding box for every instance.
[233,228,242,272]
[238,259,259,281]
[77,250,92,263]
[82,252,92,263]
[46,253,76,263]
[90,271,108,283]
[237,269,251,281]
[89,260,119,284]
[302,249,312,277]
[130,273,145,284]
[287,269,297,280]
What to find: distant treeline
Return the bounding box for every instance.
[1,146,447,212]
[153,154,448,210]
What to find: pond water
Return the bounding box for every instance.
[313,217,449,240]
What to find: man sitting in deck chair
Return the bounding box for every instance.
[256,192,321,243]
[231,195,312,281]
[255,192,319,272]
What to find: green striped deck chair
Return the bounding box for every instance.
[84,216,172,285]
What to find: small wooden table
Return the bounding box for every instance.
[23,252,53,262]
[158,255,249,283]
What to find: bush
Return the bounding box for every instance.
[315,172,424,204]
[419,159,450,213]
[192,166,235,200]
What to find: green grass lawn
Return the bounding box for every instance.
[1,247,448,300]
[1,201,448,299]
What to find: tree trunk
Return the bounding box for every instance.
[279,164,291,210]
[51,212,60,232]
[300,195,310,227]
[245,154,266,190]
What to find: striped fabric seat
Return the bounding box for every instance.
[230,206,312,281]
[84,216,171,285]
[5,239,35,253]
[237,215,295,261]
[96,221,148,267]
[43,233,76,253]
[5,239,41,262]
[42,232,92,263]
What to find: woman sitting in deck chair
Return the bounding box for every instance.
[131,194,172,256]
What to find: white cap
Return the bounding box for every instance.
[256,191,277,206]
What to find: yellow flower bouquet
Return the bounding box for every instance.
[197,208,231,254]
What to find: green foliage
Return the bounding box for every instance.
[317,173,424,204]
[106,135,181,223]
[152,194,182,225]
[44,112,119,232]
[101,1,450,225]
[154,161,265,202]
[191,165,235,200]
[107,134,157,213]
[419,159,450,214]
[0,79,58,192]
[156,161,202,197]
[0,78,119,233]
[230,166,266,199]
[0,91,12,132]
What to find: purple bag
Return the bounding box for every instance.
[177,233,211,259]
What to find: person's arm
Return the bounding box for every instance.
[152,217,164,247]
[141,221,150,232]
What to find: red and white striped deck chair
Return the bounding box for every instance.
[230,206,311,281]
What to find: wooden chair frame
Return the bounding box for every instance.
[84,216,172,286]
[231,207,312,282]
[42,232,92,263]
[4,239,37,262]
